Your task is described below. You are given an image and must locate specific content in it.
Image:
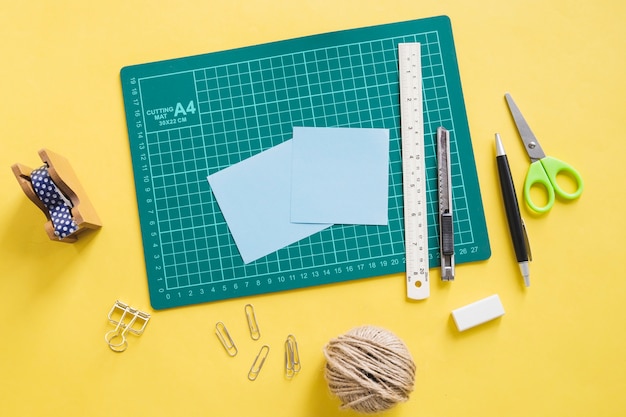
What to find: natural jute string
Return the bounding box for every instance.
[323,326,416,414]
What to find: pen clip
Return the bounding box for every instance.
[521,218,532,262]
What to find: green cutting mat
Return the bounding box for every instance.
[121,15,490,310]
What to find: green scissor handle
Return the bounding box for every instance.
[524,156,584,213]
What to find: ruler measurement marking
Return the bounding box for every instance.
[399,43,430,300]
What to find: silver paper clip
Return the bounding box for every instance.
[284,334,301,379]
[215,321,238,356]
[248,345,270,381]
[244,304,261,340]
[105,300,150,353]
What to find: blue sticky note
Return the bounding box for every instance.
[291,127,390,225]
[208,140,332,264]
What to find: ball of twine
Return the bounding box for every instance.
[323,326,416,414]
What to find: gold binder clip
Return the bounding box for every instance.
[215,321,238,356]
[284,334,301,378]
[248,345,270,381]
[105,300,150,352]
[244,304,261,340]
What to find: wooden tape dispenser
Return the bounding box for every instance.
[11,148,102,242]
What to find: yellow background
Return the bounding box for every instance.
[1,1,625,416]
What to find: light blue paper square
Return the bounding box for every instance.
[208,140,331,264]
[291,127,390,225]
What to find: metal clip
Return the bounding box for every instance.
[215,321,238,356]
[284,334,301,379]
[244,304,261,340]
[521,218,533,262]
[105,300,150,353]
[248,345,270,381]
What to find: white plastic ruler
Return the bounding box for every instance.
[398,43,430,300]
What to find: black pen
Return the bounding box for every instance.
[495,133,531,286]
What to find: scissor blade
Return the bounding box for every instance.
[504,93,546,162]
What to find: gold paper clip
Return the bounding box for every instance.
[248,345,270,381]
[105,300,150,353]
[244,304,261,340]
[215,321,238,356]
[284,334,301,378]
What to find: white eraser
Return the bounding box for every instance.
[451,294,505,331]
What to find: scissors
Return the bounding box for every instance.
[504,93,584,213]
